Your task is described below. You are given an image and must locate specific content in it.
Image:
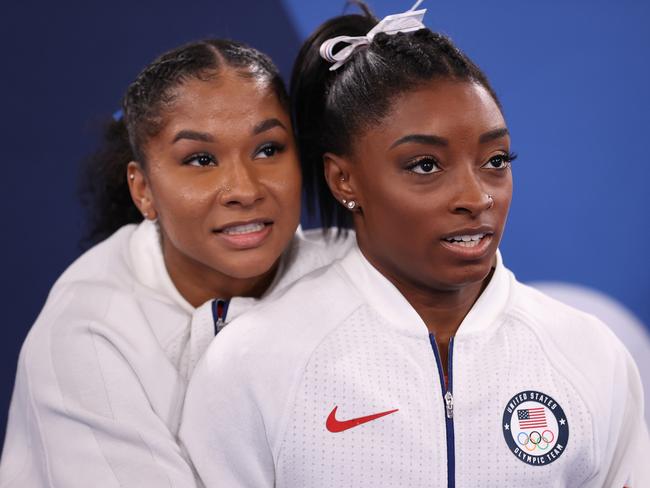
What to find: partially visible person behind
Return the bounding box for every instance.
[180,4,650,487]
[0,39,352,487]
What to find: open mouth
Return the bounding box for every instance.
[442,233,489,248]
[213,219,274,250]
[220,222,268,236]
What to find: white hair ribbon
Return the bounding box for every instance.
[319,0,427,71]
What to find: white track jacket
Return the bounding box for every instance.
[0,221,353,487]
[181,246,650,488]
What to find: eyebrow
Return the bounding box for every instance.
[172,130,214,144]
[252,118,286,135]
[479,127,509,144]
[389,127,510,149]
[390,134,449,149]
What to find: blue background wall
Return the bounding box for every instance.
[1,0,648,445]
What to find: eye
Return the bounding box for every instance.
[183,152,217,167]
[254,142,285,159]
[407,156,441,175]
[483,152,517,169]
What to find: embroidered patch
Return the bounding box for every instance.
[502,390,569,466]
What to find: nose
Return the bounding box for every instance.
[218,161,265,208]
[447,166,492,216]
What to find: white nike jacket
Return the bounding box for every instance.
[0,220,353,488]
[180,246,650,488]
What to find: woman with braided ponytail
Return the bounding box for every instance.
[0,39,353,486]
[181,4,649,487]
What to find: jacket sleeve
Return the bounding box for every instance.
[0,305,200,488]
[179,332,275,488]
[600,346,650,488]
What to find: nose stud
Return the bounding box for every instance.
[487,194,494,209]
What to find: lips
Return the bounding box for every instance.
[440,227,495,258]
[221,221,266,235]
[443,233,487,248]
[213,219,274,249]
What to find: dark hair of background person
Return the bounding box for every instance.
[290,5,501,230]
[79,39,289,247]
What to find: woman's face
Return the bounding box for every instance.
[131,69,301,285]
[335,80,512,292]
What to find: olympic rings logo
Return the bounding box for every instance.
[516,430,555,452]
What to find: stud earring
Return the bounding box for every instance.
[346,200,356,210]
[129,174,135,181]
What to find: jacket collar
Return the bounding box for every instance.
[338,245,511,339]
[129,220,195,314]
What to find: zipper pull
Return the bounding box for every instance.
[212,299,229,335]
[444,391,454,419]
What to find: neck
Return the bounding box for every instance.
[161,236,279,309]
[360,249,492,342]
[393,276,489,343]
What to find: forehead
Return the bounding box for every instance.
[367,80,505,145]
[159,69,287,136]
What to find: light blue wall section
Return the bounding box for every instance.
[282,0,650,330]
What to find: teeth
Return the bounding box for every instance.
[445,233,486,243]
[456,240,479,247]
[222,222,265,235]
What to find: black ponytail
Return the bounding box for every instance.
[79,117,141,248]
[291,6,501,230]
[291,13,377,230]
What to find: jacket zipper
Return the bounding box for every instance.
[211,298,230,335]
[429,335,455,488]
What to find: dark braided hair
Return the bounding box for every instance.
[80,39,288,246]
[291,10,501,230]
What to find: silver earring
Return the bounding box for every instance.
[346,200,357,210]
[487,194,494,209]
[129,174,135,181]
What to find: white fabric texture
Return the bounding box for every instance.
[181,246,650,488]
[0,220,354,487]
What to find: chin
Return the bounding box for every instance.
[215,252,280,281]
[427,260,495,291]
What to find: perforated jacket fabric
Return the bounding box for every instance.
[0,221,354,487]
[181,246,650,488]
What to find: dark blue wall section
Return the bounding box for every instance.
[2,0,649,450]
[0,0,300,446]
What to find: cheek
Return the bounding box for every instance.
[492,174,513,225]
[363,180,440,250]
[149,173,216,233]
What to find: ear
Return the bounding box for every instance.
[323,152,359,210]
[127,161,157,220]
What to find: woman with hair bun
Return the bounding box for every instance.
[0,39,352,486]
[180,4,649,487]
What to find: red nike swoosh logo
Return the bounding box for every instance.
[326,406,399,433]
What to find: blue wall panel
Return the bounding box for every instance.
[1,0,648,451]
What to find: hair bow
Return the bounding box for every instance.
[319,0,427,71]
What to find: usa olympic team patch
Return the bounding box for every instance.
[502,390,569,466]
